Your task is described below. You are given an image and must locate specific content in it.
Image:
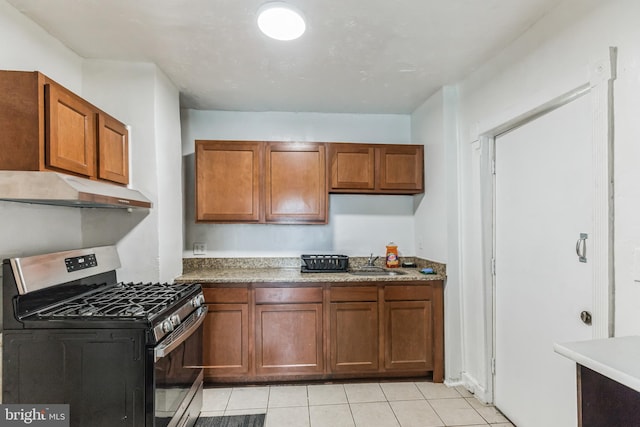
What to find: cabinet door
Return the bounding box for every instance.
[45,83,97,177]
[384,300,433,371]
[0,71,43,172]
[97,113,129,185]
[255,303,323,375]
[265,142,327,224]
[330,302,378,373]
[203,303,249,376]
[378,145,424,191]
[196,141,262,222]
[329,143,375,190]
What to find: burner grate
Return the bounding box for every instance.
[36,282,195,319]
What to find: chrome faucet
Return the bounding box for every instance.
[366,253,379,267]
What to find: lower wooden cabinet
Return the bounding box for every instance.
[255,303,323,375]
[384,284,444,382]
[329,286,379,373]
[330,301,379,373]
[203,303,249,376]
[577,365,640,427]
[201,281,444,383]
[254,286,324,376]
[202,288,250,381]
[384,301,433,371]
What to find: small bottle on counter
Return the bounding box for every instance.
[386,242,399,268]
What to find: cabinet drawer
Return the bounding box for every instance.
[203,287,248,304]
[330,286,377,302]
[255,287,322,304]
[384,285,431,301]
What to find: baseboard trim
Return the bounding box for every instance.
[461,372,491,404]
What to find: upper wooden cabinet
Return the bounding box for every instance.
[195,140,261,222]
[195,140,327,224]
[328,144,375,190]
[265,142,327,224]
[45,82,96,178]
[0,70,129,185]
[329,143,424,194]
[97,114,129,185]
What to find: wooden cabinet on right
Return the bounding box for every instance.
[384,284,444,382]
[329,143,424,194]
[97,113,129,185]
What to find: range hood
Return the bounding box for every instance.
[0,171,152,209]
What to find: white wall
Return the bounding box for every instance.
[181,110,417,258]
[81,61,161,282]
[412,87,464,383]
[0,0,82,92]
[412,89,447,262]
[0,0,84,264]
[155,69,184,281]
[81,61,184,283]
[0,0,184,283]
[413,0,640,398]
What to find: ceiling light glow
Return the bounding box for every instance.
[257,2,306,41]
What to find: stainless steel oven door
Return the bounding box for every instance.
[154,306,207,427]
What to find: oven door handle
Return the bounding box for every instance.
[154,305,208,362]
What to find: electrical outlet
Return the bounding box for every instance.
[634,248,640,282]
[193,242,207,255]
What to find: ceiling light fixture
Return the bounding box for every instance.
[257,2,306,41]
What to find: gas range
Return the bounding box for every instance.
[2,246,205,427]
[24,280,206,343]
[6,246,205,342]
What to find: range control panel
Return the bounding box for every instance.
[65,254,98,272]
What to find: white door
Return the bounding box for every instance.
[494,94,593,427]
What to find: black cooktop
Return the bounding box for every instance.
[32,282,198,320]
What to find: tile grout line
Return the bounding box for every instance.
[305,386,311,427]
[265,386,271,425]
[422,394,447,427]
[212,382,511,427]
[223,387,231,415]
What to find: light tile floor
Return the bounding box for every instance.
[201,381,515,427]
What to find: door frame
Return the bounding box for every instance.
[477,49,617,403]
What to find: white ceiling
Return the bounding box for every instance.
[8,0,565,114]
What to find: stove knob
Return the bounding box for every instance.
[190,295,202,308]
[161,320,174,333]
[170,314,181,327]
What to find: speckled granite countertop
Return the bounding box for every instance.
[177,256,445,284]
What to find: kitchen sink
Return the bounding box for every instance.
[348,268,407,276]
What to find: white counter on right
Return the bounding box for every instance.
[554,335,640,392]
